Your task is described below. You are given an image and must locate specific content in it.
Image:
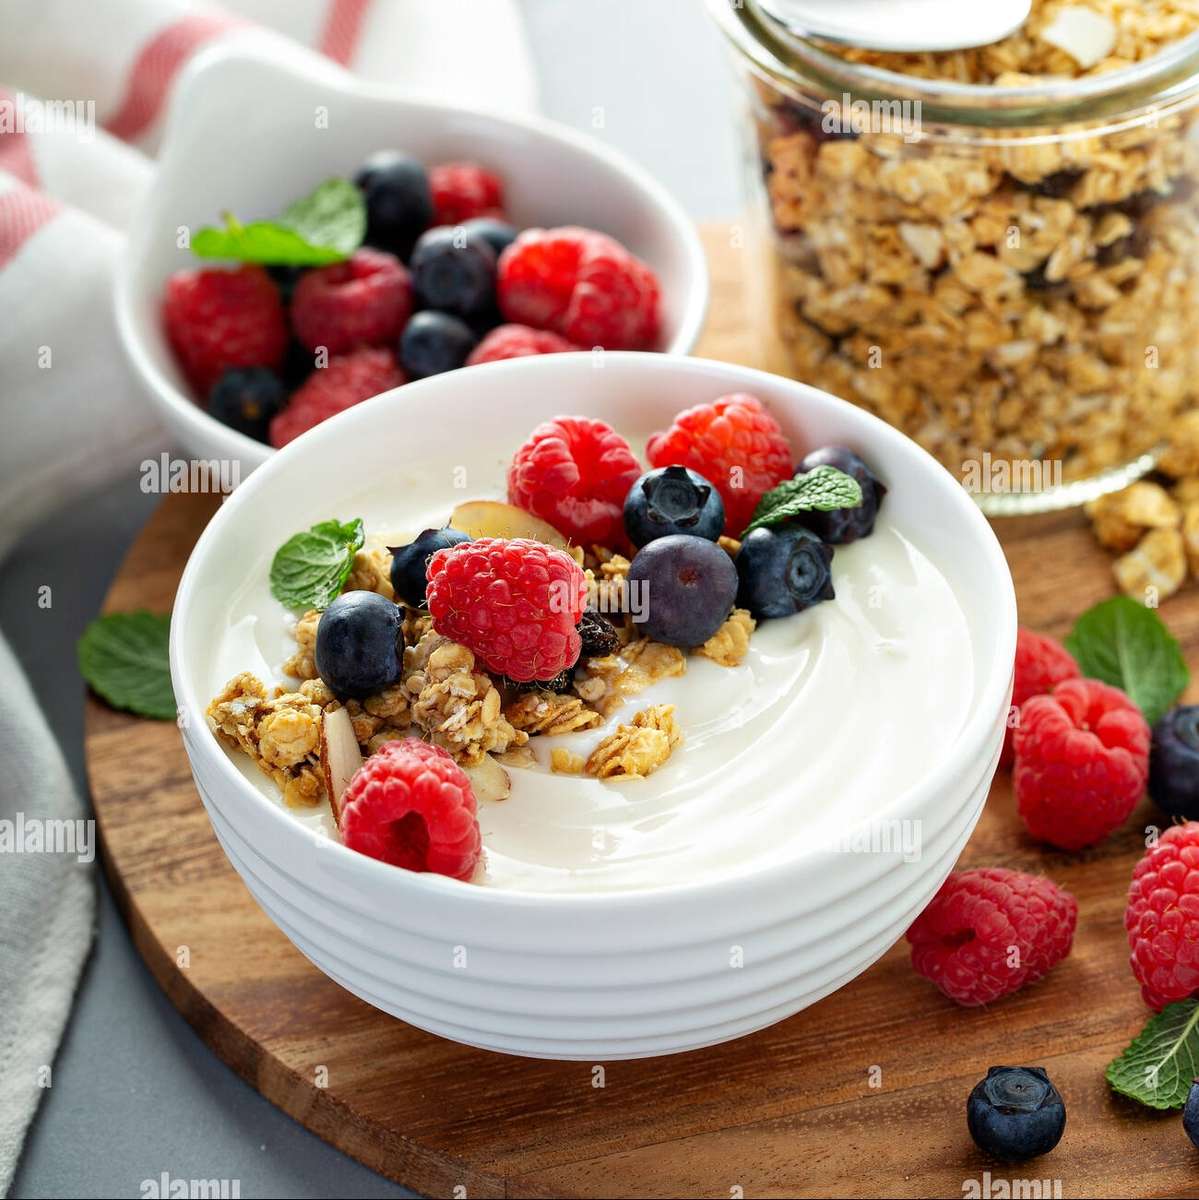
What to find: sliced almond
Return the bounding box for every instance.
[463,754,511,803]
[1040,7,1116,69]
[319,706,363,828]
[449,500,571,551]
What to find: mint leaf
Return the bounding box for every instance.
[191,178,365,267]
[78,611,175,720]
[1106,999,1199,1109]
[743,466,863,536]
[1065,596,1189,726]
[270,518,365,610]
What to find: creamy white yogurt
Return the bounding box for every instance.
[210,487,973,894]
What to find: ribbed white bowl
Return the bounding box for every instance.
[171,353,1015,1060]
[114,40,708,473]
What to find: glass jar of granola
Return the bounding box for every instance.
[708,0,1199,513]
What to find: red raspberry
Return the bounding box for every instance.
[1013,677,1150,850]
[426,538,587,682]
[164,264,287,394]
[466,323,581,366]
[907,867,1078,1006]
[1001,628,1080,767]
[429,161,505,226]
[340,739,480,881]
[269,348,403,448]
[507,416,642,548]
[646,393,793,535]
[1125,822,1199,1010]
[497,226,660,350]
[290,248,412,355]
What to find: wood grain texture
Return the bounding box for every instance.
[85,226,1199,1199]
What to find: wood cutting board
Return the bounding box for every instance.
[84,226,1199,1199]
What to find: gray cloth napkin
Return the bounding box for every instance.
[0,631,95,1195]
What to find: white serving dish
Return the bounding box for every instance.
[170,352,1016,1060]
[114,41,708,472]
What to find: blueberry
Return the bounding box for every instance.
[1184,1079,1199,1149]
[353,151,433,261]
[410,226,497,316]
[624,466,725,548]
[206,367,287,442]
[314,591,404,699]
[387,527,471,607]
[627,535,738,647]
[736,526,834,620]
[967,1067,1066,1161]
[793,446,886,544]
[578,610,620,657]
[460,217,519,257]
[399,311,478,378]
[1150,705,1199,819]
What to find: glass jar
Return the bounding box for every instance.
[708,0,1199,513]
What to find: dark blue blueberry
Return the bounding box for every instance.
[399,311,478,379]
[314,591,404,699]
[410,226,497,317]
[466,301,505,339]
[627,535,738,647]
[460,216,519,257]
[1150,705,1199,820]
[624,466,725,548]
[793,446,886,544]
[206,367,287,442]
[387,527,471,608]
[736,526,834,620]
[1184,1079,1199,1149]
[353,151,433,261]
[967,1067,1066,1161]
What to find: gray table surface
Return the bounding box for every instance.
[6,3,740,1196]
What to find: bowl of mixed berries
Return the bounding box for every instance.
[115,44,707,469]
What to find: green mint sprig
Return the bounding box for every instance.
[1065,595,1189,726]
[1106,999,1199,1110]
[191,178,365,267]
[743,466,863,536]
[78,611,175,720]
[269,518,365,610]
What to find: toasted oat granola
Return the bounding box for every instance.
[505,690,603,736]
[550,747,586,775]
[585,704,683,781]
[282,609,321,680]
[697,609,756,668]
[573,638,687,717]
[1086,481,1181,552]
[1113,525,1188,599]
[343,545,395,600]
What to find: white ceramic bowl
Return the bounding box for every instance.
[115,42,709,472]
[171,353,1016,1060]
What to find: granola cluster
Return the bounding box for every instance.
[748,0,1199,488]
[585,705,683,780]
[1085,413,1199,599]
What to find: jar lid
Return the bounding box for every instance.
[709,0,1199,128]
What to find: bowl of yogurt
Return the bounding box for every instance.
[171,352,1016,1059]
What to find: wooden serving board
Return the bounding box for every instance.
[85,228,1199,1199]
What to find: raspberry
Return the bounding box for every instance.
[1001,628,1080,767]
[507,416,642,547]
[1013,677,1150,850]
[466,323,581,366]
[497,226,660,350]
[164,264,287,394]
[429,161,505,226]
[339,739,480,881]
[290,248,412,356]
[646,393,793,535]
[907,867,1078,1006]
[1125,822,1199,1010]
[426,538,588,682]
[269,348,403,448]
